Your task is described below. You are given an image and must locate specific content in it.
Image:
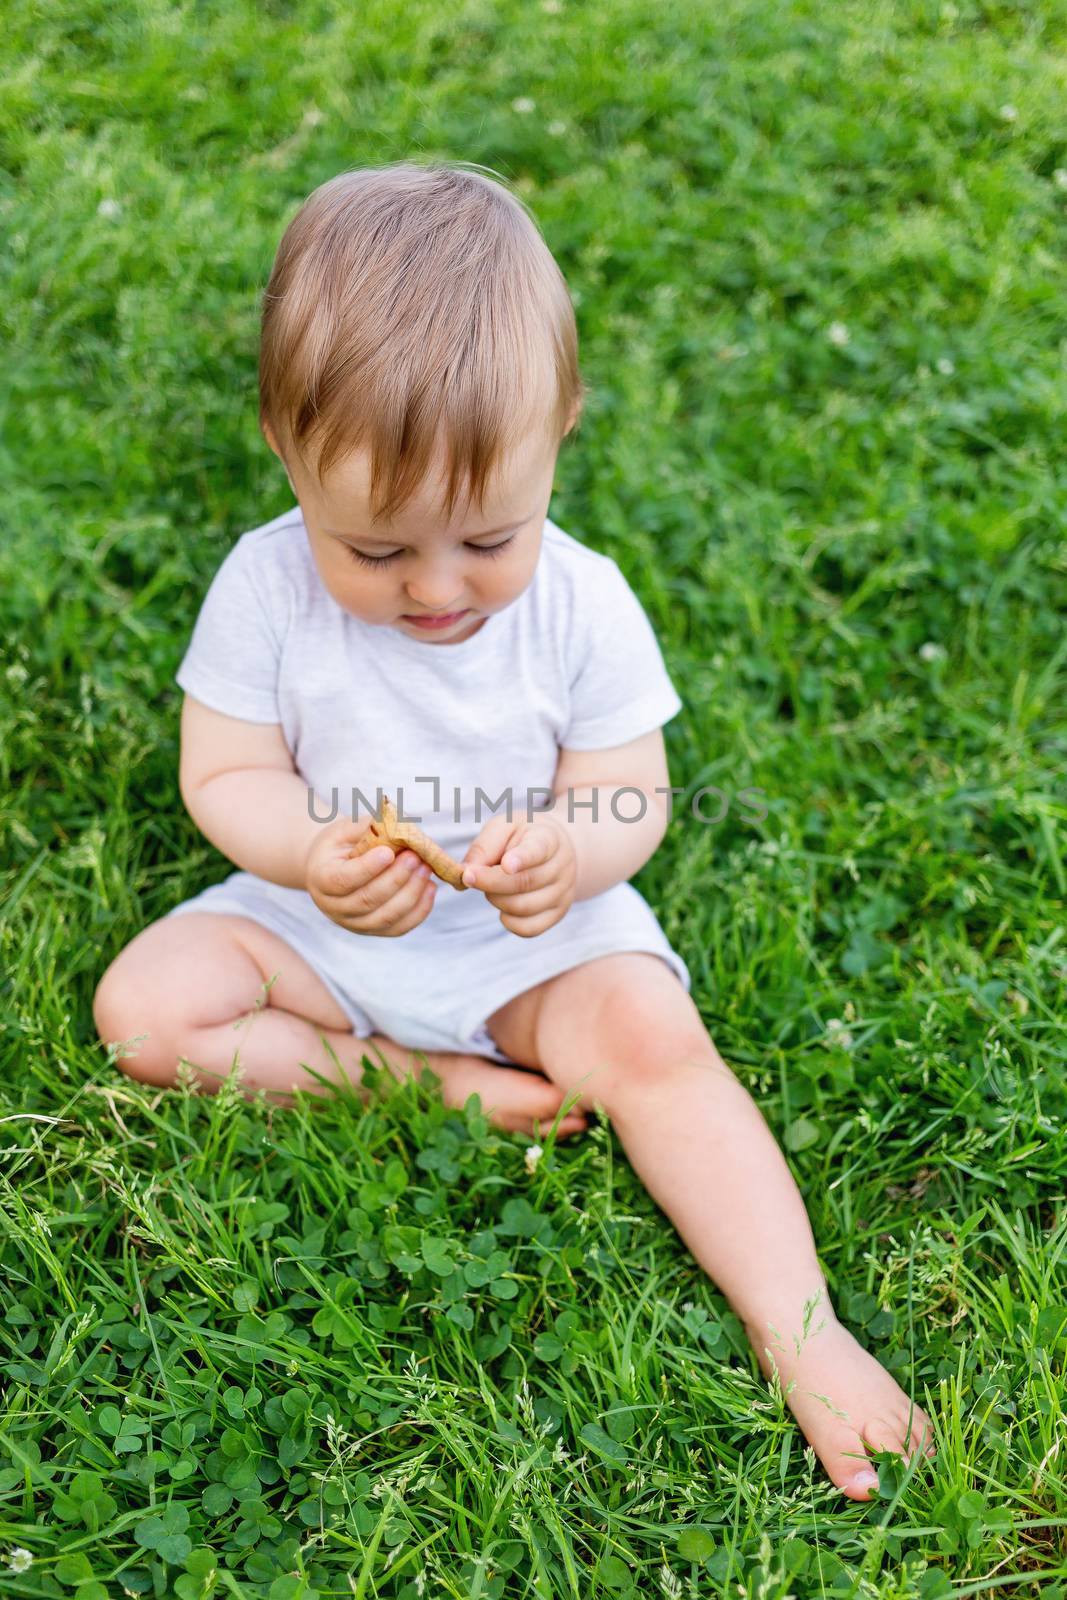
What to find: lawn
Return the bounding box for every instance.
[1,0,1066,1594]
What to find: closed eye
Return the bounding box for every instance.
[346,534,517,570]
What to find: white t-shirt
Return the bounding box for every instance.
[171,504,691,1045]
[175,505,684,870]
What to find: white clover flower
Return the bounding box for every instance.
[936,357,955,375]
[826,1018,855,1050]
[999,103,1018,123]
[827,321,850,347]
[919,640,947,663]
[524,1143,543,1174]
[1055,169,1067,190]
[7,1549,32,1573]
[97,198,122,220]
[511,97,536,114]
[547,120,567,137]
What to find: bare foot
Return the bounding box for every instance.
[745,1308,936,1500]
[361,1034,588,1139]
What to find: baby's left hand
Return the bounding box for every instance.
[461,817,576,937]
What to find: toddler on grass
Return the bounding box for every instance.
[93,160,934,1500]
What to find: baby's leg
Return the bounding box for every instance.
[486,954,935,1499]
[91,913,586,1135]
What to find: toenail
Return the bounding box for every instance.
[850,1470,879,1493]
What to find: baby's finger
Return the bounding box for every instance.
[461,817,515,876]
[326,843,397,893]
[464,859,551,897]
[341,863,434,934]
[374,858,435,920]
[374,874,437,936]
[500,904,565,938]
[336,847,422,909]
[500,827,560,874]
[483,882,561,917]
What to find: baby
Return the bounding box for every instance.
[93,160,934,1500]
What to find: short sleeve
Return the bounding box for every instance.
[563,557,684,750]
[174,535,289,723]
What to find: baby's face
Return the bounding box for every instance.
[265,422,565,645]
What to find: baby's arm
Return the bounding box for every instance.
[180,697,436,936]
[540,728,672,901]
[179,695,334,888]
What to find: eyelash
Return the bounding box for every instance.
[345,534,517,570]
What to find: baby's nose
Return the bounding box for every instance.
[404,585,466,611]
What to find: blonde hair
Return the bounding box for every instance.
[258,160,587,524]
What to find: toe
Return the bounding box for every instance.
[816,1424,881,1500]
[538,1089,588,1137]
[841,1472,880,1501]
[835,1413,926,1499]
[529,1080,568,1119]
[824,1413,911,1499]
[836,1455,880,1500]
[447,1061,578,1134]
[844,1462,880,1497]
[904,1407,936,1461]
[863,1416,908,1456]
[503,1073,586,1136]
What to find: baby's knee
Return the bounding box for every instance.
[593,965,716,1071]
[600,1007,730,1109]
[92,955,177,1087]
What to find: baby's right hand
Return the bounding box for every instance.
[305,817,436,937]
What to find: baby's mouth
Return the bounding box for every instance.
[401,609,470,627]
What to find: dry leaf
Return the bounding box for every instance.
[348,793,468,890]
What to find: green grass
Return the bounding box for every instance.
[2,0,1067,1594]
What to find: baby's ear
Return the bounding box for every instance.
[262,418,296,489]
